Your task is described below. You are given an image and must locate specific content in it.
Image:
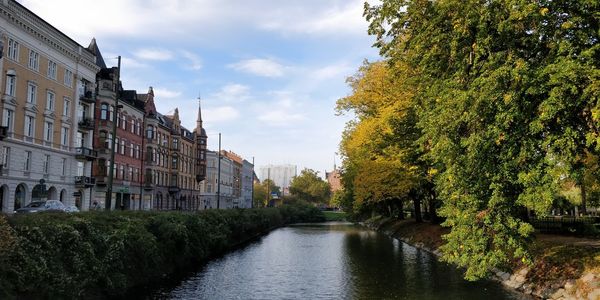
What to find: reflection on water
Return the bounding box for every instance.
[151,222,525,300]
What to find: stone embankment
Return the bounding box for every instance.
[365,217,600,300]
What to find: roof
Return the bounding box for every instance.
[87,38,107,69]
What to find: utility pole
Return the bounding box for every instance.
[216,133,221,209]
[251,156,254,208]
[266,167,270,207]
[105,56,121,210]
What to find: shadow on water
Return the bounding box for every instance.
[143,222,529,300]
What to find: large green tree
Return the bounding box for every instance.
[364,0,599,279]
[289,169,331,204]
[253,179,281,208]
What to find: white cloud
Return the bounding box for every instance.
[154,88,182,99]
[259,1,367,36]
[134,48,173,61]
[180,50,202,71]
[212,84,250,103]
[228,58,285,77]
[204,106,240,123]
[258,111,304,125]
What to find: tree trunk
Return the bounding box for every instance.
[429,189,439,224]
[398,200,404,220]
[580,182,587,215]
[414,197,422,222]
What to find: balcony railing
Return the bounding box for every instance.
[0,126,7,140]
[75,147,98,160]
[77,118,95,130]
[79,90,95,104]
[168,185,180,193]
[75,176,96,188]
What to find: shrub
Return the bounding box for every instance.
[0,204,323,298]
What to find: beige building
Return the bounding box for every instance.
[0,0,99,213]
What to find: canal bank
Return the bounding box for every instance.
[0,205,324,299]
[366,217,600,300]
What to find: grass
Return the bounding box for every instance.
[322,210,347,221]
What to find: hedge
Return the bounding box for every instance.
[0,204,324,299]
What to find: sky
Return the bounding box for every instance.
[18,0,380,178]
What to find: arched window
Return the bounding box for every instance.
[100,103,109,120]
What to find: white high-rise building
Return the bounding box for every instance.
[258,164,297,192]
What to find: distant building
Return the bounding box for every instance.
[325,168,342,193]
[259,164,297,191]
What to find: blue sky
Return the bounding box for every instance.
[19,0,379,177]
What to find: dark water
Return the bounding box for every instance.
[151,222,526,300]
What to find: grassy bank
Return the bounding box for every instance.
[367,216,600,298]
[0,205,324,299]
[322,210,347,222]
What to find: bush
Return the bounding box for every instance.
[0,204,323,298]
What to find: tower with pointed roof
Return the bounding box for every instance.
[195,96,207,182]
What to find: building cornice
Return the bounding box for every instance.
[0,0,99,72]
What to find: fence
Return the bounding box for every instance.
[530,216,600,236]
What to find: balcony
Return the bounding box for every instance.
[0,126,7,140]
[79,90,95,104]
[95,176,107,186]
[75,147,98,160]
[168,185,180,193]
[78,118,95,130]
[75,176,96,188]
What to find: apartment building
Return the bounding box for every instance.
[241,159,254,208]
[202,150,235,209]
[0,0,99,213]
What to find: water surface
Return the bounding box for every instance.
[152,222,525,300]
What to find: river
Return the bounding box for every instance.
[150,222,526,300]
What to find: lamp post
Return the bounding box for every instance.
[216,133,221,209]
[105,56,121,210]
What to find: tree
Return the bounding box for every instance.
[289,169,330,204]
[337,60,431,221]
[253,179,281,208]
[364,0,599,280]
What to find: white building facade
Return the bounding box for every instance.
[258,164,297,192]
[201,150,234,209]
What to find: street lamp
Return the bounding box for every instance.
[105,56,121,210]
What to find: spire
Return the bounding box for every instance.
[196,94,203,132]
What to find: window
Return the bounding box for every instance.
[119,165,125,180]
[28,50,39,70]
[120,139,126,155]
[46,91,55,111]
[61,158,66,175]
[61,127,69,146]
[24,115,34,138]
[100,103,109,120]
[43,155,50,174]
[63,97,70,116]
[115,137,119,152]
[99,131,107,148]
[106,160,110,176]
[134,168,139,182]
[27,83,37,104]
[5,74,16,97]
[24,151,31,171]
[107,133,113,149]
[146,125,154,139]
[135,145,140,159]
[64,69,73,87]
[130,143,134,157]
[47,60,57,79]
[128,166,133,180]
[172,138,179,150]
[7,38,19,61]
[44,121,53,142]
[172,156,178,169]
[122,115,127,129]
[131,119,135,133]
[2,147,10,168]
[77,162,84,176]
[3,109,14,132]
